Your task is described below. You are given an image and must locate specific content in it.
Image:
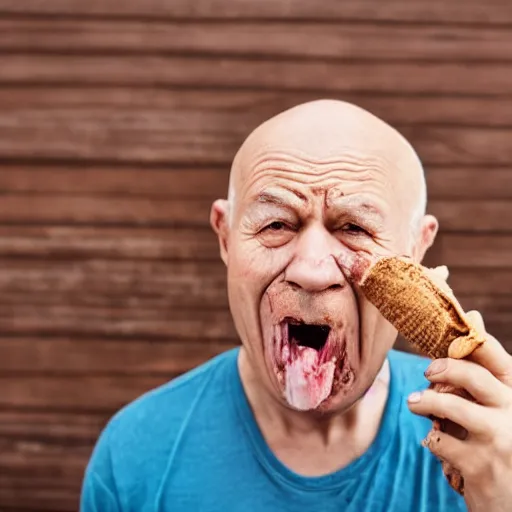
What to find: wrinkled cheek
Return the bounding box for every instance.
[229,244,291,307]
[231,244,289,286]
[226,249,278,349]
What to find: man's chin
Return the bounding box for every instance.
[311,382,365,415]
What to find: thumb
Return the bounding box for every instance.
[465,310,512,383]
[465,310,486,338]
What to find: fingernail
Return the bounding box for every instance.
[424,359,447,377]
[408,392,422,403]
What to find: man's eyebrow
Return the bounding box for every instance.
[353,201,384,217]
[328,195,384,217]
[255,189,307,208]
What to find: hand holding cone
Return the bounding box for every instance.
[355,255,486,495]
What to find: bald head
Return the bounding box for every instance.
[209,100,440,417]
[227,99,427,239]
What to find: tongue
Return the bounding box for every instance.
[284,345,335,411]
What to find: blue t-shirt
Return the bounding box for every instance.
[80,348,467,511]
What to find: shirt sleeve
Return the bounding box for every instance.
[80,422,122,512]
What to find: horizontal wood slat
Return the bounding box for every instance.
[0,438,89,480]
[0,411,103,510]
[2,89,512,127]
[2,55,512,97]
[0,259,228,309]
[429,201,512,232]
[0,104,248,165]
[1,108,511,166]
[0,479,78,512]
[439,235,512,268]
[2,19,512,62]
[0,433,90,510]
[2,167,512,201]
[0,375,168,410]
[0,195,214,226]
[0,226,220,260]
[0,410,108,442]
[448,270,512,294]
[0,0,510,24]
[0,337,236,374]
[0,167,230,198]
[427,168,512,199]
[0,304,237,339]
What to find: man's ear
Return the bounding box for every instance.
[412,214,439,263]
[210,199,230,266]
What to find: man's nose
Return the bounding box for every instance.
[284,225,345,293]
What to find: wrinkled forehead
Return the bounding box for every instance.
[232,103,421,201]
[233,147,417,219]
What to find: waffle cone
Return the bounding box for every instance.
[359,257,484,360]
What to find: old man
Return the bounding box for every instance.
[81,100,512,511]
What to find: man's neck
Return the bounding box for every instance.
[237,348,391,476]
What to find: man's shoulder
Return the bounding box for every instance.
[82,347,240,506]
[108,346,239,436]
[96,347,239,471]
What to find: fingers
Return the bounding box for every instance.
[408,388,489,435]
[425,357,511,407]
[422,429,466,467]
[466,310,485,336]
[465,310,512,385]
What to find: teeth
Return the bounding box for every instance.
[282,342,290,361]
[282,316,302,326]
[278,322,288,362]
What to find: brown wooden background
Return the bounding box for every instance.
[1,1,512,510]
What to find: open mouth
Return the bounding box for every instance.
[288,320,331,352]
[279,317,335,366]
[273,316,353,410]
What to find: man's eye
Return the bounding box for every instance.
[342,223,367,234]
[265,221,287,231]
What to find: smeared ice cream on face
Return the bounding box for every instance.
[284,345,336,410]
[262,280,357,412]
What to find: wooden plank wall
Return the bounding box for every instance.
[0,2,511,510]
